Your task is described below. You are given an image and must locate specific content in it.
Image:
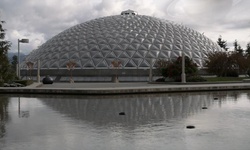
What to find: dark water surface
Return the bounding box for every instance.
[1,91,250,150]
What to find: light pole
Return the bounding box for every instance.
[181,49,186,83]
[18,39,29,79]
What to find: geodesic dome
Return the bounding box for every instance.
[22,10,221,70]
[21,10,222,81]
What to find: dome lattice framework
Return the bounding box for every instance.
[22,10,221,70]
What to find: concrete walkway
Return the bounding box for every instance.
[1,82,250,95]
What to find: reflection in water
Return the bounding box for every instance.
[0,95,9,138]
[0,91,249,150]
[39,93,214,126]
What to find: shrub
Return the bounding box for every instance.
[14,80,34,86]
[222,70,239,77]
[156,56,199,82]
[187,76,207,82]
[155,78,165,82]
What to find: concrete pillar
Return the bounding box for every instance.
[149,58,153,82]
[37,60,40,83]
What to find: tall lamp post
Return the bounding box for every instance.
[181,50,186,83]
[18,39,29,79]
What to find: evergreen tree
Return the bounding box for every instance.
[0,18,12,83]
[217,35,228,51]
[246,42,250,56]
[233,40,243,54]
[11,55,18,71]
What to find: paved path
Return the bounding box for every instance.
[1,82,250,95]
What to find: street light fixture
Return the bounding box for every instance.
[18,39,29,79]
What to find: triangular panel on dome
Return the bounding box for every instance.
[138,50,148,57]
[80,58,89,67]
[97,39,108,44]
[89,45,100,51]
[79,39,87,44]
[125,50,136,57]
[107,38,117,44]
[184,51,192,58]
[174,44,183,50]
[69,45,78,51]
[143,43,152,50]
[41,61,50,69]
[144,38,154,44]
[162,44,173,50]
[116,38,123,44]
[59,59,69,68]
[125,59,137,67]
[158,51,171,58]
[122,38,130,44]
[171,51,181,58]
[139,59,150,67]
[49,60,59,69]
[157,33,166,39]
[138,44,147,50]
[183,44,192,50]
[111,44,121,50]
[113,50,123,57]
[128,44,136,50]
[131,43,141,50]
[146,51,159,58]
[192,45,200,52]
[127,38,134,43]
[60,53,70,59]
[79,45,88,51]
[106,52,116,58]
[132,58,143,66]
[92,52,104,58]
[70,52,80,59]
[156,44,163,50]
[88,39,98,44]
[148,33,157,38]
[137,37,145,43]
[154,38,164,44]
[82,60,95,68]
[99,44,110,51]
[92,58,103,66]
[192,58,202,66]
[150,45,160,51]
[96,59,108,68]
[53,47,61,53]
[61,46,70,52]
[51,53,60,59]
[79,52,91,58]
[192,51,202,58]
[120,43,129,50]
[119,52,130,58]
[101,51,111,57]
[133,51,143,58]
[131,39,141,44]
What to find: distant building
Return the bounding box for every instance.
[21,10,221,82]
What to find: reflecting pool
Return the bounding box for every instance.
[1,91,250,150]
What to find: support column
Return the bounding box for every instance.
[37,60,40,83]
[149,58,153,82]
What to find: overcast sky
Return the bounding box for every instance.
[1,0,250,54]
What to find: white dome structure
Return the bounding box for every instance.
[21,10,221,81]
